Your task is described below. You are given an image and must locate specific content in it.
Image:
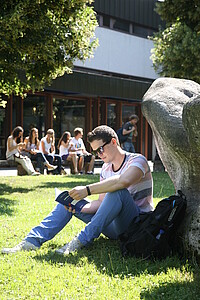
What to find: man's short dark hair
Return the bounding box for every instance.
[129,114,139,121]
[74,127,83,136]
[87,125,119,145]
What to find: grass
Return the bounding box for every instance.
[0,172,200,300]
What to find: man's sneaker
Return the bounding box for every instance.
[55,237,83,255]
[86,171,94,175]
[1,240,38,254]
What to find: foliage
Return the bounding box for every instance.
[0,173,200,299]
[151,0,200,83]
[0,0,98,97]
[0,97,6,132]
[156,0,200,29]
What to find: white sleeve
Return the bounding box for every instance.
[81,139,86,150]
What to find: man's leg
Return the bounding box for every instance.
[122,141,129,152]
[2,203,94,253]
[130,143,136,153]
[68,153,78,174]
[25,204,94,247]
[56,189,140,255]
[25,204,72,247]
[88,155,95,173]
[77,189,139,245]
[78,155,84,173]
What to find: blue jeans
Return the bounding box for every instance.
[123,141,135,153]
[25,189,140,247]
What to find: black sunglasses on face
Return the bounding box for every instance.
[92,140,112,156]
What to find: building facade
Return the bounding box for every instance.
[0,0,164,160]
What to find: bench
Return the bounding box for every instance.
[0,160,25,175]
[94,159,103,168]
[0,158,104,175]
[61,159,75,174]
[61,158,104,174]
[0,159,44,176]
[61,158,94,174]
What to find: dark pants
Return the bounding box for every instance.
[44,154,62,174]
[30,152,46,170]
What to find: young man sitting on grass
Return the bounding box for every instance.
[2,125,153,255]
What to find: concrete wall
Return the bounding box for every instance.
[75,27,158,80]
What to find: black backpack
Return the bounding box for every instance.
[119,190,187,260]
[116,127,128,143]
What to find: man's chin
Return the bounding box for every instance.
[101,157,109,163]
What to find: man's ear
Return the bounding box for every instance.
[111,138,117,145]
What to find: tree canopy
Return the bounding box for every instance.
[151,0,200,83]
[0,0,98,97]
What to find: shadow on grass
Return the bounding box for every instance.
[32,237,200,298]
[0,198,18,215]
[0,183,32,196]
[37,175,99,190]
[140,273,200,299]
[32,236,194,278]
[0,183,29,216]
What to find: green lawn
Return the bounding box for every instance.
[0,173,199,300]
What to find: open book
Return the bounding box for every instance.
[55,188,88,213]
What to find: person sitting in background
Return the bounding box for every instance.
[57,131,78,174]
[70,127,95,174]
[23,127,57,174]
[39,129,62,175]
[6,126,40,176]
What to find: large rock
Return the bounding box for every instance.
[142,77,200,259]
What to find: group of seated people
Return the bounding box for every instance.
[6,126,95,175]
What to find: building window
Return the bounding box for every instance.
[122,105,137,124]
[133,25,155,38]
[112,18,130,33]
[103,15,110,27]
[107,103,117,130]
[14,95,46,138]
[97,14,158,39]
[53,98,86,144]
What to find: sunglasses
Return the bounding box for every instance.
[92,140,111,156]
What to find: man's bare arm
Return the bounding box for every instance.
[69,166,143,201]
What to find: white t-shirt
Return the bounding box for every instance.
[39,136,52,154]
[100,152,153,212]
[70,137,85,155]
[59,144,69,157]
[6,136,18,159]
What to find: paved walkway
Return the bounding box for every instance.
[0,168,18,176]
[0,161,154,176]
[0,167,102,176]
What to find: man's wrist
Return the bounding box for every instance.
[86,185,91,196]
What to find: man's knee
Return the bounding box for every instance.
[105,189,129,199]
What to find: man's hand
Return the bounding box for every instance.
[131,126,135,131]
[64,206,76,214]
[69,186,88,200]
